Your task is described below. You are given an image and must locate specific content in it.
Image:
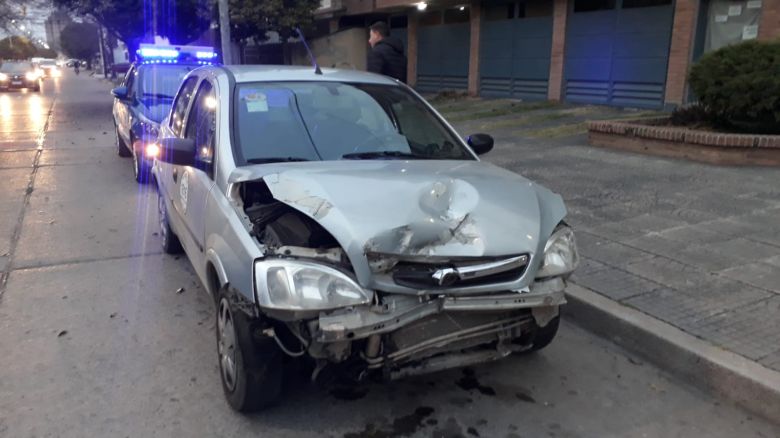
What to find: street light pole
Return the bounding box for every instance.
[217,0,232,64]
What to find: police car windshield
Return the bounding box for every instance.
[140,65,195,99]
[1,62,33,73]
[233,82,473,164]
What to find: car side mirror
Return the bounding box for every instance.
[111,86,131,102]
[467,133,494,155]
[158,138,196,166]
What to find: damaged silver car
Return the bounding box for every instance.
[152,66,579,412]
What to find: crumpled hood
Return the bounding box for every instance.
[230,160,566,289]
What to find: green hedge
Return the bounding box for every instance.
[688,40,780,134]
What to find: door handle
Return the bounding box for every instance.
[173,168,178,183]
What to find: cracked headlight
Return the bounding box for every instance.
[536,225,579,279]
[255,259,372,310]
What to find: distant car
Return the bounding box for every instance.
[0,61,42,92]
[37,59,61,78]
[153,65,579,412]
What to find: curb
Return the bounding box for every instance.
[564,283,780,424]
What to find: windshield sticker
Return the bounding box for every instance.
[243,92,269,112]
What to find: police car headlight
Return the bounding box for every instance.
[255,259,372,310]
[536,225,579,279]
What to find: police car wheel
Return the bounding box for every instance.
[133,151,151,184]
[216,287,283,413]
[115,125,131,157]
[157,188,182,254]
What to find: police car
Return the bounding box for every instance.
[111,44,218,183]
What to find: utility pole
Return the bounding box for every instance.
[217,0,232,64]
[96,22,107,77]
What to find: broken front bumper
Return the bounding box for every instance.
[314,277,566,343]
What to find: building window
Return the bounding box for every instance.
[419,11,443,26]
[484,2,516,20]
[390,15,408,29]
[573,0,616,12]
[444,7,471,24]
[523,0,553,16]
[702,0,762,53]
[622,0,671,8]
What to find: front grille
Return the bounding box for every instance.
[392,255,528,289]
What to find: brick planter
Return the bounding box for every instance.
[587,118,780,166]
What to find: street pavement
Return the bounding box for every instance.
[0,73,778,437]
[440,99,780,375]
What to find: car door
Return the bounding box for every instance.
[159,75,199,219]
[114,66,136,145]
[173,79,217,257]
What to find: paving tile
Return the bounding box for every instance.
[624,234,690,259]
[699,238,779,261]
[655,226,724,246]
[689,297,780,361]
[699,219,764,240]
[654,208,718,225]
[759,350,780,372]
[624,279,771,333]
[719,262,780,293]
[572,266,663,301]
[624,256,713,290]
[580,241,655,268]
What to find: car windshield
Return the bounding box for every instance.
[139,65,195,99]
[233,82,473,163]
[1,62,33,73]
[40,60,57,66]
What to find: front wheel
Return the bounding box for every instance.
[216,287,283,412]
[157,189,182,254]
[133,150,151,184]
[530,315,560,352]
[115,126,131,157]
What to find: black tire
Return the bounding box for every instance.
[116,125,132,157]
[157,188,183,254]
[216,287,283,412]
[530,315,560,352]
[133,151,151,184]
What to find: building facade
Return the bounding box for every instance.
[44,9,72,53]
[316,0,780,108]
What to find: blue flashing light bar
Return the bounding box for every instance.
[138,47,179,58]
[137,44,219,64]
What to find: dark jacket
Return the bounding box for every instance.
[367,36,407,83]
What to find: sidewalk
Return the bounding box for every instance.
[437,96,780,419]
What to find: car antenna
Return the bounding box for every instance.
[295,27,322,75]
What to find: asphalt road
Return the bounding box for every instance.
[0,72,777,438]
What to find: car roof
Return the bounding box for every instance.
[216,65,400,86]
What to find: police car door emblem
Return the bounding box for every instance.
[179,170,189,213]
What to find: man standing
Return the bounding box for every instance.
[367,22,407,83]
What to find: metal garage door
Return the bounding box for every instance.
[564,0,674,107]
[480,0,553,99]
[417,8,471,92]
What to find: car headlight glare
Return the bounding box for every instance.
[257,260,372,310]
[26,71,40,81]
[0,73,7,81]
[536,225,579,279]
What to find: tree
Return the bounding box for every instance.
[60,22,99,68]
[52,0,211,56]
[228,0,321,59]
[0,36,37,59]
[36,47,59,58]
